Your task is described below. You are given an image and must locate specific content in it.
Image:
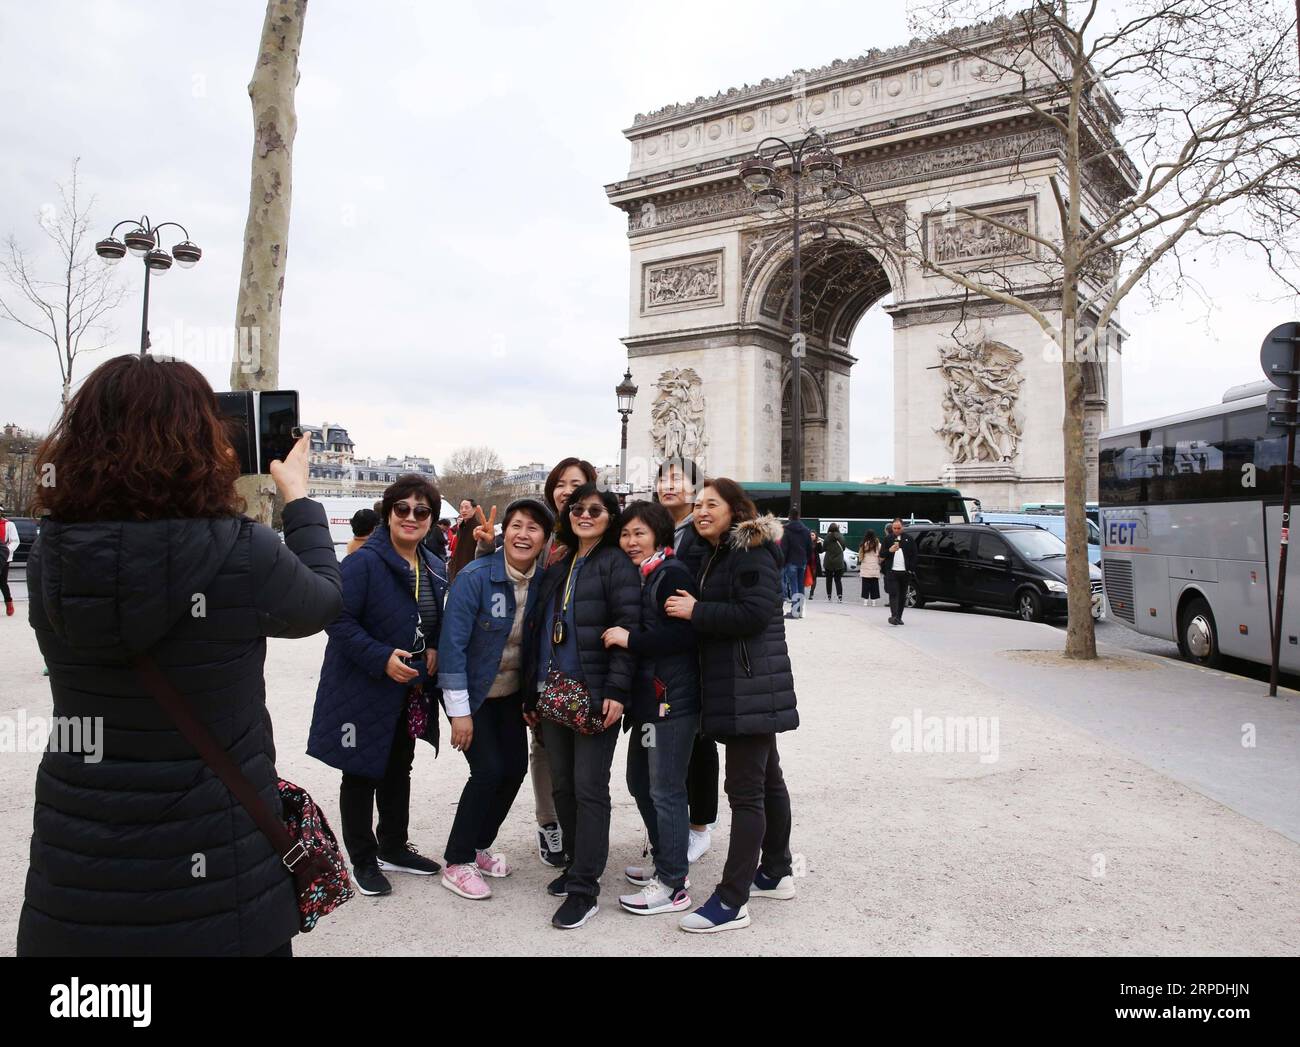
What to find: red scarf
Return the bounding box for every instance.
[639,546,673,580]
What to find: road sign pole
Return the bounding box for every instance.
[1268,333,1300,697]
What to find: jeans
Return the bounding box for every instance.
[686,732,719,826]
[542,718,620,896]
[824,570,844,599]
[717,733,793,908]
[339,714,416,868]
[782,563,805,617]
[885,568,907,621]
[444,692,528,865]
[625,714,698,891]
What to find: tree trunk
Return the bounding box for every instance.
[1061,340,1097,659]
[232,0,307,525]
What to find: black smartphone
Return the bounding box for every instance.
[215,390,301,476]
[258,390,300,475]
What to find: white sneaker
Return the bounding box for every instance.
[619,877,691,915]
[687,827,712,864]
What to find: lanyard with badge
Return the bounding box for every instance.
[551,555,580,647]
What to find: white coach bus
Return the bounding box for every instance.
[1099,380,1300,670]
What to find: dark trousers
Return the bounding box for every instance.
[686,732,719,826]
[444,692,528,865]
[339,713,416,868]
[542,718,619,897]
[885,568,907,621]
[824,570,844,598]
[717,733,793,908]
[861,577,880,600]
[0,557,10,603]
[264,941,293,957]
[626,714,698,891]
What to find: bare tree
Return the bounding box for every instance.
[828,0,1300,657]
[0,159,127,405]
[440,446,506,509]
[232,0,308,524]
[0,427,42,514]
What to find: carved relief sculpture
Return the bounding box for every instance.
[642,254,722,310]
[927,205,1033,266]
[934,340,1024,463]
[650,368,708,464]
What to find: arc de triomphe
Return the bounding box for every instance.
[605,27,1130,508]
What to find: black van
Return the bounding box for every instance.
[904,523,1103,622]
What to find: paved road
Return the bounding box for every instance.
[2,590,1297,955]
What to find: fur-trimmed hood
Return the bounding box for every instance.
[729,513,784,551]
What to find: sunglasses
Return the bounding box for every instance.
[393,502,433,521]
[570,504,607,519]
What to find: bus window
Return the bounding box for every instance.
[1099,429,1165,505]
[1165,417,1225,500]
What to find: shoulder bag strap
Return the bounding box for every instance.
[131,655,306,872]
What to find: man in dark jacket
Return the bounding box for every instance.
[778,509,814,620]
[880,517,917,626]
[20,499,342,957]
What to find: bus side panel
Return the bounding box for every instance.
[1132,552,1174,641]
[1205,563,1272,662]
[1263,505,1300,674]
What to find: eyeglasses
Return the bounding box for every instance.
[570,504,607,519]
[393,502,433,521]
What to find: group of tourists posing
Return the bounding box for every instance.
[17,355,799,955]
[310,455,800,932]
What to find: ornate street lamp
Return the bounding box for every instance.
[616,366,638,506]
[96,216,201,355]
[738,129,841,517]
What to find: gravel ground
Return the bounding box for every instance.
[1,594,1297,956]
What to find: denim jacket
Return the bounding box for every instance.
[437,548,543,716]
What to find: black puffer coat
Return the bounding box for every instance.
[528,543,640,717]
[18,498,342,957]
[691,515,798,738]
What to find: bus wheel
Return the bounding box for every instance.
[1016,588,1043,623]
[1178,597,1222,668]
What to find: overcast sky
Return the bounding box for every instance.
[1,0,1294,479]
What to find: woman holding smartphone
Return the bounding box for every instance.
[529,484,640,929]
[666,478,798,933]
[309,475,445,899]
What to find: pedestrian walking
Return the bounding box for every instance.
[778,508,814,619]
[0,506,18,616]
[308,475,446,898]
[602,499,700,916]
[859,530,882,606]
[436,498,553,900]
[666,479,798,933]
[881,517,916,626]
[654,456,716,864]
[529,483,640,929]
[18,355,342,957]
[822,523,847,602]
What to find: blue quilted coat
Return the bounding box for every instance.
[308,526,445,777]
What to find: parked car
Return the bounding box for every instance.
[904,523,1103,622]
[974,511,1102,566]
[8,517,39,564]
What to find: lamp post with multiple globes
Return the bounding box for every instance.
[95,217,202,355]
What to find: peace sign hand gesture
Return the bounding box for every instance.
[473,505,498,544]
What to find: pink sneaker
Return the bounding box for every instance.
[475,850,512,878]
[441,862,491,900]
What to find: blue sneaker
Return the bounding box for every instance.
[678,892,751,933]
[752,868,796,900]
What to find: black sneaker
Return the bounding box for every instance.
[377,843,441,876]
[537,822,565,867]
[353,859,392,897]
[546,871,569,897]
[552,893,598,929]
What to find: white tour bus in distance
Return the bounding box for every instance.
[1099,380,1300,670]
